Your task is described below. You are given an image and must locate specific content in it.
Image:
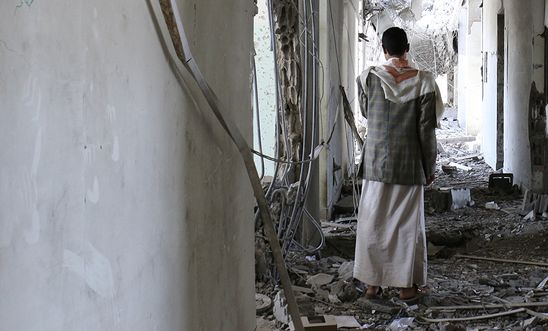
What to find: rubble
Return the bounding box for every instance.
[450,188,472,210]
[307,274,335,289]
[485,201,500,210]
[430,188,473,212]
[330,280,359,303]
[522,189,548,218]
[289,315,337,331]
[256,116,548,330]
[337,261,354,281]
[333,315,360,328]
[388,317,415,330]
[257,293,274,314]
[441,164,457,174]
[447,162,472,172]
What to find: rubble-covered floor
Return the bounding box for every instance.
[256,115,548,330]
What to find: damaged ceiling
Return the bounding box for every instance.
[368,0,460,75]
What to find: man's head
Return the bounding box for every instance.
[382,27,409,58]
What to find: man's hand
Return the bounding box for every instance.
[426,174,436,186]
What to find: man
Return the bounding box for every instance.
[353,27,442,301]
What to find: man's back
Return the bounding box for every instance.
[358,67,438,186]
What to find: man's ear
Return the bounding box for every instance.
[382,46,388,54]
[405,43,410,53]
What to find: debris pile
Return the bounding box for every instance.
[256,114,548,330]
[257,231,548,330]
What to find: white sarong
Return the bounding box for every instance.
[353,180,427,288]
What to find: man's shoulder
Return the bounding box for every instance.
[417,70,437,91]
[418,70,435,80]
[357,66,377,86]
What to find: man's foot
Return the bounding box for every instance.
[365,285,382,299]
[399,286,417,300]
[399,285,426,303]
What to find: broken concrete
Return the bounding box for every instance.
[337,261,354,281]
[451,188,473,210]
[330,280,359,303]
[306,273,334,289]
[256,293,273,314]
[431,188,473,211]
[289,315,337,331]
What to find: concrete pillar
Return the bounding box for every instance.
[457,0,483,136]
[0,1,255,330]
[319,0,347,220]
[318,0,358,219]
[319,0,329,219]
[504,0,545,189]
[481,0,503,169]
[300,0,321,247]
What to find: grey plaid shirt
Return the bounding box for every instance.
[357,72,437,186]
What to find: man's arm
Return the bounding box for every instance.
[418,91,438,184]
[356,76,368,118]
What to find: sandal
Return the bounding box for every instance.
[399,284,425,303]
[365,286,383,299]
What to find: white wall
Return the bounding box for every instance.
[0,1,255,330]
[457,0,483,136]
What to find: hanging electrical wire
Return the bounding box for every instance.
[255,0,326,261]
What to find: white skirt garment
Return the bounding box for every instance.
[353,180,427,288]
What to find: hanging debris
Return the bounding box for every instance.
[365,0,460,76]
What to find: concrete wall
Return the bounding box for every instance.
[0,1,255,330]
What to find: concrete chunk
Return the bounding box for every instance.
[306,273,335,288]
[451,188,472,210]
[337,261,354,281]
